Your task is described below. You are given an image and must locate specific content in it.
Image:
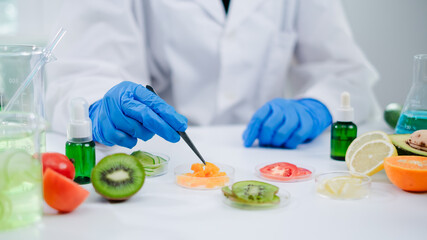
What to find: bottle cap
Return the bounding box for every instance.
[336,92,354,122]
[67,98,93,142]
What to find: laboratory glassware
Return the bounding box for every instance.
[0,112,44,230]
[395,54,427,134]
[0,45,44,115]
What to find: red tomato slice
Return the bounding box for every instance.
[43,168,89,213]
[260,162,298,179]
[295,167,312,177]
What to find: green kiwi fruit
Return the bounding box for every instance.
[222,181,281,209]
[91,153,145,201]
[231,180,278,203]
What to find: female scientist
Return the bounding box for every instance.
[46,0,379,149]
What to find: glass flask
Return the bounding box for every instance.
[395,54,427,134]
[0,112,44,230]
[0,45,45,116]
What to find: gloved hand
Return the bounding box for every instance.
[89,81,187,148]
[242,98,332,149]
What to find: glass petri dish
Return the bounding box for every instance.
[315,171,371,200]
[131,151,170,177]
[255,162,315,183]
[174,163,234,190]
[223,190,291,210]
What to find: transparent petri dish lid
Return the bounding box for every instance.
[174,163,234,190]
[315,171,371,200]
[131,151,170,177]
[255,162,315,183]
[222,190,291,210]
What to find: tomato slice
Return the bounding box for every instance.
[295,167,312,178]
[295,167,312,179]
[43,168,89,213]
[260,162,298,179]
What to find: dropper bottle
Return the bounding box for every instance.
[66,98,96,184]
[330,92,357,161]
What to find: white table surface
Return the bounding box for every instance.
[1,122,427,240]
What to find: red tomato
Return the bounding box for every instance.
[260,162,298,179]
[295,167,312,177]
[42,152,75,180]
[43,169,89,213]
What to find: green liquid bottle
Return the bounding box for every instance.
[330,92,357,161]
[65,98,95,184]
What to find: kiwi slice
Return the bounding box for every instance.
[222,186,234,198]
[91,153,145,201]
[232,181,278,203]
[222,183,281,209]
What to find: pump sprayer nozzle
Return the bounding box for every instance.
[70,98,88,122]
[67,98,92,142]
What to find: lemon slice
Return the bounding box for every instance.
[324,176,362,195]
[345,131,391,168]
[348,140,397,176]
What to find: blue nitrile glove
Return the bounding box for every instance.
[89,81,187,148]
[242,98,332,149]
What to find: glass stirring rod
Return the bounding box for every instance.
[145,85,206,165]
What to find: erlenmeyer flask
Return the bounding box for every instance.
[395,54,427,133]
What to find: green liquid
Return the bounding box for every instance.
[0,124,46,154]
[330,122,357,161]
[395,110,427,134]
[66,141,95,185]
[0,149,42,231]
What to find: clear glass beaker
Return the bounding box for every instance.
[0,45,45,117]
[395,54,427,134]
[0,112,43,231]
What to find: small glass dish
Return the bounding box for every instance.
[131,151,170,177]
[255,162,315,183]
[223,190,291,210]
[174,163,234,190]
[315,171,371,200]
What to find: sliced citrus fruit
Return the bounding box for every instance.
[324,176,362,195]
[345,131,391,168]
[348,139,397,176]
[384,156,427,192]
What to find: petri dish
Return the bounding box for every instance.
[315,171,371,200]
[174,163,234,190]
[131,151,170,177]
[255,162,315,183]
[223,190,291,210]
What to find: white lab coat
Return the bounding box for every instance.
[46,0,379,134]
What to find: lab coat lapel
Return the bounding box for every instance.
[226,0,266,31]
[193,0,225,25]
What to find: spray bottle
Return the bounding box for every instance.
[66,98,95,184]
[330,92,357,160]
